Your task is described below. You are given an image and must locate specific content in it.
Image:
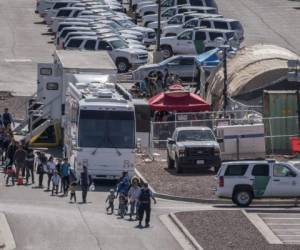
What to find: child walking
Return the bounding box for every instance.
[51,171,60,196]
[106,189,116,214]
[69,182,77,203]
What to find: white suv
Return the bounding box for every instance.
[64,36,148,72]
[216,160,300,207]
[160,28,237,58]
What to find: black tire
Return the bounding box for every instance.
[233,189,253,207]
[167,152,174,169]
[160,45,173,59]
[116,58,130,73]
[175,156,183,174]
[144,21,151,27]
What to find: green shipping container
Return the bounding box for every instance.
[263,90,299,154]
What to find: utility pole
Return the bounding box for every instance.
[223,47,228,112]
[156,0,161,51]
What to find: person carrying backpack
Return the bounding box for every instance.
[137,183,156,228]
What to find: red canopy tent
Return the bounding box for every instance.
[148,88,210,112]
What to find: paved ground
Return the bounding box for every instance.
[0,0,53,96]
[217,0,300,55]
[0,171,194,250]
[259,212,300,244]
[176,210,300,250]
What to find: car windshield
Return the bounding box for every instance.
[177,130,215,142]
[110,40,127,49]
[78,110,135,148]
[118,20,135,28]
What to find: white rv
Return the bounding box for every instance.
[65,79,136,179]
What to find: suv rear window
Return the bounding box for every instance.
[224,164,248,176]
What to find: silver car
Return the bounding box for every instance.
[132,55,197,82]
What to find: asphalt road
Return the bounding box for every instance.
[217,0,300,55]
[0,174,199,250]
[0,0,53,96]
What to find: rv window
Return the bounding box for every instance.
[40,68,52,76]
[46,82,59,90]
[78,110,135,148]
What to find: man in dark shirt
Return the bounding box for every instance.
[14,144,27,181]
[138,183,156,228]
[80,166,92,203]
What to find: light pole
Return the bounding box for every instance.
[156,0,161,52]
[287,59,300,134]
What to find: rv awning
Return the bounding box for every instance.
[148,90,210,112]
[195,48,220,70]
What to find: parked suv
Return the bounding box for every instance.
[163,17,244,40]
[138,0,218,17]
[160,28,237,58]
[64,36,148,72]
[216,160,300,207]
[167,127,222,173]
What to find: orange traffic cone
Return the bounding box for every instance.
[17,177,23,185]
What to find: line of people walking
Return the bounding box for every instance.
[106,171,156,228]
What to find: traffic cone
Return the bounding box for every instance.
[17,177,23,185]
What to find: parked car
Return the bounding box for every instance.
[160,28,237,58]
[137,0,218,17]
[148,10,218,30]
[132,55,198,82]
[45,7,85,25]
[142,6,218,27]
[167,127,222,173]
[163,17,244,40]
[216,160,300,207]
[64,36,148,72]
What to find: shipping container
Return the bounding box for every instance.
[263,90,299,154]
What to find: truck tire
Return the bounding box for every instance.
[116,58,130,73]
[160,45,173,59]
[175,156,183,174]
[167,152,174,169]
[233,189,253,207]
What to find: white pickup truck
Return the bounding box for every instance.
[167,127,222,173]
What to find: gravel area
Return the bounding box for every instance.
[176,210,300,250]
[135,151,217,200]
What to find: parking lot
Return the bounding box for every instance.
[259,212,300,244]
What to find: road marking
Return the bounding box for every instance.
[4,58,32,63]
[0,213,16,250]
[264,218,300,220]
[268,224,300,225]
[242,210,282,244]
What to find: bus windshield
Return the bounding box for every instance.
[78,110,135,148]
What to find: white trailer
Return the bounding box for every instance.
[24,50,117,147]
[216,124,266,161]
[65,80,136,180]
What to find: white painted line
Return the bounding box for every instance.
[160,214,195,250]
[4,58,32,63]
[242,210,282,244]
[268,224,300,225]
[0,213,16,250]
[264,218,300,220]
[277,235,300,237]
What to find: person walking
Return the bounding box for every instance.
[25,148,35,184]
[14,144,26,183]
[80,165,92,203]
[46,156,56,191]
[51,171,60,196]
[61,158,71,195]
[37,152,47,188]
[2,108,14,129]
[128,177,141,220]
[55,159,63,193]
[106,189,116,214]
[137,183,156,228]
[6,138,17,167]
[69,182,77,203]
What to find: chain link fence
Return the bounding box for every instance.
[149,112,299,158]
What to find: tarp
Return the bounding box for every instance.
[195,48,220,71]
[148,89,210,112]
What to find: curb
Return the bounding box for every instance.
[0,213,16,250]
[135,169,300,206]
[169,213,203,250]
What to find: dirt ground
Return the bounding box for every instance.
[176,210,300,250]
[135,150,218,200]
